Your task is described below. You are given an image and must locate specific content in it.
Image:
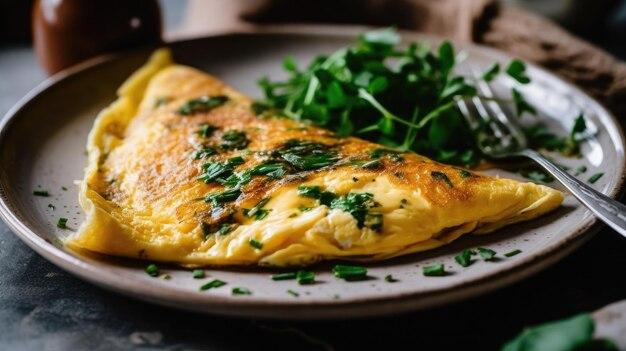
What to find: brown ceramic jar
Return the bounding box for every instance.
[32,0,163,75]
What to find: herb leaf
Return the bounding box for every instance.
[506,59,531,84]
[478,247,497,261]
[588,173,604,184]
[333,265,368,280]
[423,264,446,277]
[179,95,228,115]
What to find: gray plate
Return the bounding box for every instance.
[1,27,624,319]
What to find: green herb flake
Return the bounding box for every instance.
[61,186,68,191]
[423,264,446,277]
[145,263,159,277]
[296,270,315,285]
[482,63,500,82]
[33,190,49,197]
[249,239,263,250]
[454,249,476,267]
[57,218,68,229]
[287,289,299,297]
[505,249,522,257]
[192,269,205,279]
[204,188,242,206]
[47,204,55,210]
[523,171,554,183]
[333,265,368,281]
[179,95,228,115]
[232,287,252,295]
[244,197,271,221]
[278,139,339,171]
[384,274,397,282]
[361,159,382,169]
[220,130,249,150]
[200,279,227,291]
[459,170,472,178]
[431,171,453,188]
[574,166,587,176]
[506,59,531,84]
[512,88,537,117]
[478,247,497,261]
[588,173,604,184]
[192,145,218,160]
[197,123,218,138]
[272,272,297,281]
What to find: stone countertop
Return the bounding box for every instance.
[2,43,626,351]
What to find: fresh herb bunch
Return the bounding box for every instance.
[258,28,584,167]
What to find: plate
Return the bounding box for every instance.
[1,26,624,319]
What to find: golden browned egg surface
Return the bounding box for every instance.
[66,50,564,267]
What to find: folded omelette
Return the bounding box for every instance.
[66,49,564,267]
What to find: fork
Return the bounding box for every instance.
[457,70,626,238]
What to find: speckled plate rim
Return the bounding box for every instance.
[1,25,625,319]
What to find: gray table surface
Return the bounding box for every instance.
[3,39,626,351]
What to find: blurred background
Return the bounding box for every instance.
[1,0,625,58]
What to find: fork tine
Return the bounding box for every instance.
[469,66,528,146]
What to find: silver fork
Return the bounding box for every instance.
[457,70,626,238]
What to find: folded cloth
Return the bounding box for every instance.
[243,0,626,122]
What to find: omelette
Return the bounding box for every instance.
[67,49,564,267]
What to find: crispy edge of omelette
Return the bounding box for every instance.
[67,49,565,267]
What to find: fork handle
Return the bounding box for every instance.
[520,149,626,238]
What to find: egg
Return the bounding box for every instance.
[66,49,564,267]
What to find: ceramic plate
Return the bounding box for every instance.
[1,27,624,319]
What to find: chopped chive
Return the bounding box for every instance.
[217,224,233,236]
[272,272,297,281]
[57,218,68,229]
[459,170,471,178]
[47,204,55,210]
[478,247,497,261]
[145,264,159,277]
[505,249,522,257]
[588,173,604,184]
[574,166,587,176]
[423,264,446,277]
[431,171,453,188]
[384,274,397,282]
[192,269,205,279]
[33,190,49,197]
[200,279,226,291]
[232,287,252,295]
[61,186,68,191]
[455,249,476,267]
[296,270,315,285]
[287,289,299,297]
[361,159,382,169]
[197,123,218,138]
[249,239,263,250]
[333,265,368,280]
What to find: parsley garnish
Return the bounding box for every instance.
[431,171,454,188]
[506,59,531,84]
[192,269,205,279]
[249,239,263,250]
[198,123,218,138]
[287,289,299,297]
[330,192,382,230]
[574,166,587,176]
[478,247,497,261]
[332,265,368,281]
[384,274,397,282]
[277,139,339,170]
[57,218,68,229]
[272,272,297,280]
[455,249,476,267]
[232,287,252,295]
[423,264,446,277]
[47,204,55,210]
[198,157,245,184]
[33,190,49,197]
[505,249,522,257]
[512,88,537,117]
[244,196,271,221]
[200,279,226,291]
[145,264,159,277]
[192,145,218,160]
[220,130,249,150]
[179,95,228,115]
[588,173,604,184]
[296,270,315,285]
[482,63,500,82]
[204,188,241,206]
